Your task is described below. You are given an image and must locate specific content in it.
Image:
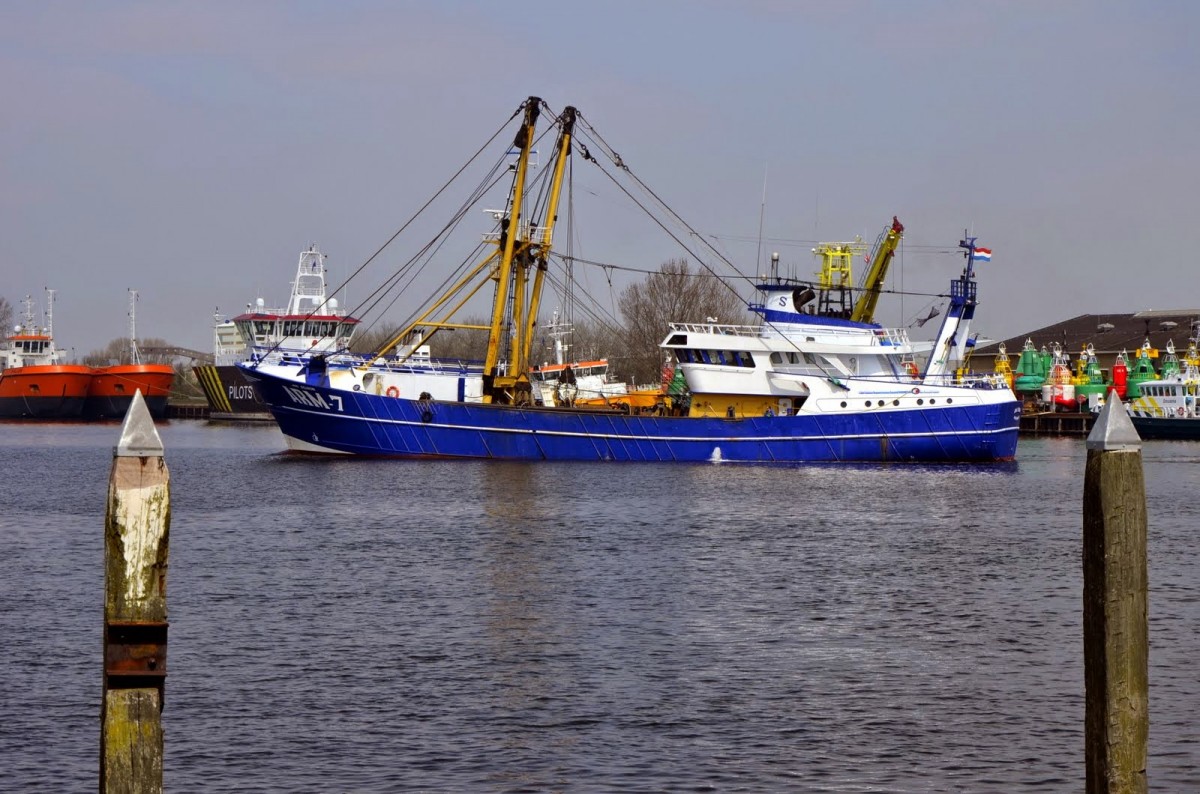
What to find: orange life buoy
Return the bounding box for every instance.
[386,386,400,398]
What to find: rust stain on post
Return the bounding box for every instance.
[101,391,169,794]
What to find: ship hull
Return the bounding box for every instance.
[0,365,93,418]
[85,364,175,419]
[193,364,273,420]
[1130,416,1200,440]
[245,367,1021,463]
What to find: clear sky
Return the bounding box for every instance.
[4,1,1197,357]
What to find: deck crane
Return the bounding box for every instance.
[850,216,904,324]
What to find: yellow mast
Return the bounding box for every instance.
[850,216,904,324]
[361,97,575,402]
[481,97,541,403]
[481,99,575,405]
[520,105,576,371]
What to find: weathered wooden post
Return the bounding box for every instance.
[101,391,169,794]
[1083,397,1147,793]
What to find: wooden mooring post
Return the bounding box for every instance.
[1083,398,1147,793]
[101,391,169,794]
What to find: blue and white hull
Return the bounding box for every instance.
[243,366,1020,463]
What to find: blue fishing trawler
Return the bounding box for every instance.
[241,96,1019,462]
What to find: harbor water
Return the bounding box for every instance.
[2,421,1198,791]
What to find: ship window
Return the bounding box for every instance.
[946,398,953,404]
[306,321,333,337]
[667,333,687,346]
[742,353,755,368]
[255,321,275,336]
[770,352,782,364]
[865,401,872,407]
[840,401,847,408]
[893,399,900,406]
[788,352,800,364]
[917,398,924,405]
[717,351,727,365]
[878,400,885,407]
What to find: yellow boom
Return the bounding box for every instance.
[850,216,904,324]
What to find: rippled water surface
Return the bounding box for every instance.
[2,421,1198,791]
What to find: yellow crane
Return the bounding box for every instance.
[850,216,904,324]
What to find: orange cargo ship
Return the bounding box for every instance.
[0,294,93,418]
[85,363,175,419]
[84,289,175,419]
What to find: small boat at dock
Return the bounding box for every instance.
[1126,339,1200,439]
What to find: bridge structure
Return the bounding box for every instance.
[139,346,214,365]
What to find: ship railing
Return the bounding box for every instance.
[482,222,552,247]
[918,371,1014,390]
[671,321,922,347]
[769,325,914,347]
[668,322,762,337]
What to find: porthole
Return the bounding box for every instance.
[877,400,885,407]
[840,401,847,408]
[865,401,872,407]
[929,399,936,404]
[917,398,924,405]
[946,398,953,404]
[893,399,900,406]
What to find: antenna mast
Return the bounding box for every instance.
[128,289,142,364]
[755,166,767,275]
[45,288,56,336]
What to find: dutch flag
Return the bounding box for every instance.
[974,246,993,262]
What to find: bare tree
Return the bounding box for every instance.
[617,259,746,384]
[0,296,12,333]
[348,323,404,355]
[351,318,491,363]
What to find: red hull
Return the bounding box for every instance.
[85,364,175,419]
[0,365,94,418]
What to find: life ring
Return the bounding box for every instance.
[386,386,400,398]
